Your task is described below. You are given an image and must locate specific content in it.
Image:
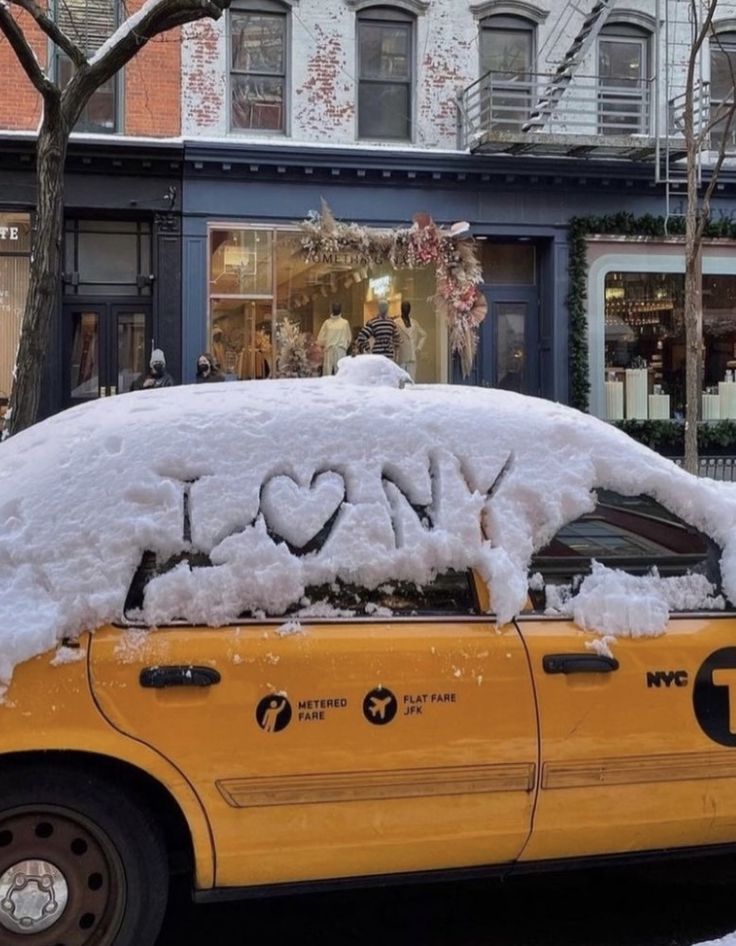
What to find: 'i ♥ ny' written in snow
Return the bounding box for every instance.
[141,448,505,627]
[2,355,736,696]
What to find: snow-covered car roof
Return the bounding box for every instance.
[1,355,735,696]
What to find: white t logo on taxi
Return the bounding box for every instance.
[712,669,736,733]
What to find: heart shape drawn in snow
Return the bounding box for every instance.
[261,471,345,550]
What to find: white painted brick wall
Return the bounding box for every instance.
[181,0,736,154]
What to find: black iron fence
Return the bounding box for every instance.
[673,457,736,481]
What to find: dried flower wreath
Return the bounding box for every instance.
[297,202,486,376]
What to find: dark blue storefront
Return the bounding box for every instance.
[179,142,736,406]
[5,134,736,420]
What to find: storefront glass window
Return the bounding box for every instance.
[603,271,736,420]
[207,226,446,382]
[0,213,31,416]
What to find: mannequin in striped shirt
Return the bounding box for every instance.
[356,301,400,358]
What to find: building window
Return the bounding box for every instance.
[601,271,736,421]
[56,0,119,133]
[230,0,288,132]
[710,32,736,152]
[207,225,448,383]
[357,6,413,141]
[597,25,650,136]
[479,15,535,131]
[63,220,152,296]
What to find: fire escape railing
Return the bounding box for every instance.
[458,71,655,153]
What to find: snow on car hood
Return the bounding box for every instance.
[1,354,735,695]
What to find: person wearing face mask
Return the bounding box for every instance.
[132,348,174,390]
[195,352,225,383]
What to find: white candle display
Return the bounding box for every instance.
[605,380,624,421]
[719,381,736,419]
[648,394,670,420]
[703,394,721,421]
[625,368,649,419]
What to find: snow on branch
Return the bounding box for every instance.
[60,0,229,106]
[89,0,227,66]
[7,0,85,66]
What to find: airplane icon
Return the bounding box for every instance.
[368,695,394,719]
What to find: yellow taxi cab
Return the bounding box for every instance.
[1,356,736,946]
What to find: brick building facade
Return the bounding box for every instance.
[2,0,736,420]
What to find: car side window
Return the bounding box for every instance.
[528,490,724,612]
[285,570,478,619]
[124,556,476,622]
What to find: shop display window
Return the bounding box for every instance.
[0,213,31,416]
[603,271,736,421]
[207,226,447,382]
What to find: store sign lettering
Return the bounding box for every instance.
[317,251,363,266]
[0,227,19,242]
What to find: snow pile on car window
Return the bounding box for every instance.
[544,563,725,637]
[2,353,736,696]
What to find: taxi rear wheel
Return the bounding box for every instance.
[0,763,168,946]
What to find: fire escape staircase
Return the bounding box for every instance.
[522,0,614,133]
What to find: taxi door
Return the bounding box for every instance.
[519,614,736,862]
[89,598,538,888]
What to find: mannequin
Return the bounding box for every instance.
[394,301,427,380]
[356,300,400,358]
[317,302,352,375]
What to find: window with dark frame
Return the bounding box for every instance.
[230,0,288,132]
[55,0,119,133]
[597,24,650,136]
[63,220,152,297]
[357,6,413,141]
[479,15,535,132]
[710,32,736,152]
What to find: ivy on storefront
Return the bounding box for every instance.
[568,212,736,413]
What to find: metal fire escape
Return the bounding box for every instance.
[522,0,615,133]
[457,0,710,168]
[655,0,708,226]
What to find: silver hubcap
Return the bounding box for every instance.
[0,859,68,934]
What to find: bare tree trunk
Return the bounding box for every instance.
[683,118,703,476]
[683,231,702,475]
[682,29,702,479]
[8,102,67,436]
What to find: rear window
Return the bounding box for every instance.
[528,490,723,610]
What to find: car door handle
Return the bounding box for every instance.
[139,665,221,688]
[543,653,619,675]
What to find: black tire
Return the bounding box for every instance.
[0,759,169,946]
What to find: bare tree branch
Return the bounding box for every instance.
[696,29,736,238]
[61,0,229,121]
[0,2,58,99]
[696,28,736,148]
[7,0,86,66]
